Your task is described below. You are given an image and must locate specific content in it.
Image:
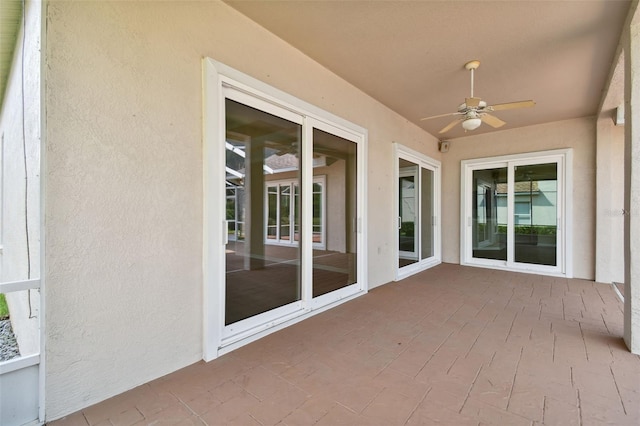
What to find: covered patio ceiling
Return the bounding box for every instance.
[224,0,631,140]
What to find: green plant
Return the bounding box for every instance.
[496,225,556,236]
[400,222,415,237]
[0,294,9,319]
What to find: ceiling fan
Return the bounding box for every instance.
[421,60,535,134]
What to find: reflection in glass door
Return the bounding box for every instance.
[472,167,507,261]
[312,128,358,298]
[514,163,558,266]
[222,95,363,335]
[224,99,302,325]
[395,146,441,279]
[399,166,418,266]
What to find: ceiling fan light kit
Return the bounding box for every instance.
[420,60,535,134]
[461,117,482,131]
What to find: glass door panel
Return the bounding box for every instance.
[399,160,418,267]
[472,167,507,261]
[513,163,558,266]
[420,167,434,260]
[224,98,301,325]
[312,128,357,298]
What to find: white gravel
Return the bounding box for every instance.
[0,319,21,361]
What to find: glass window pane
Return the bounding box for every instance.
[224,99,301,325]
[312,128,357,297]
[514,163,557,266]
[472,167,507,261]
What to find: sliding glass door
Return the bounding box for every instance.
[461,150,570,276]
[395,144,441,279]
[219,85,364,343]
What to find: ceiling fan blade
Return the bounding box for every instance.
[481,113,506,128]
[438,118,461,134]
[465,97,482,108]
[420,111,461,121]
[489,100,536,111]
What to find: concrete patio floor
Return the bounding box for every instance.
[50,264,640,425]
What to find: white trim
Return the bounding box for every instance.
[218,288,365,357]
[460,148,573,278]
[202,58,225,361]
[0,278,40,293]
[203,58,368,361]
[0,354,39,375]
[210,60,365,135]
[39,0,47,421]
[221,301,304,343]
[393,143,442,281]
[301,119,313,305]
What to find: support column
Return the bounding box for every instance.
[595,113,625,284]
[244,139,265,271]
[624,18,640,354]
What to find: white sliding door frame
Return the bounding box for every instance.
[203,58,367,361]
[460,149,573,277]
[394,143,442,281]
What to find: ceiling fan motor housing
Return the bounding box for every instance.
[458,100,487,113]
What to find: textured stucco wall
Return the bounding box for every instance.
[0,0,41,356]
[440,117,597,280]
[44,0,439,419]
[596,115,625,283]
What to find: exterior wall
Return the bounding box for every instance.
[0,0,41,357]
[44,0,439,419]
[596,115,626,283]
[441,117,597,280]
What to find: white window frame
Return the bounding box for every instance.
[394,143,442,281]
[202,58,367,361]
[460,149,573,277]
[264,175,326,250]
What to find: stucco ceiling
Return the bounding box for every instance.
[225,0,631,139]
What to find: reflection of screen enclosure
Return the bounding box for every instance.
[224,99,358,325]
[312,128,357,298]
[225,99,301,325]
